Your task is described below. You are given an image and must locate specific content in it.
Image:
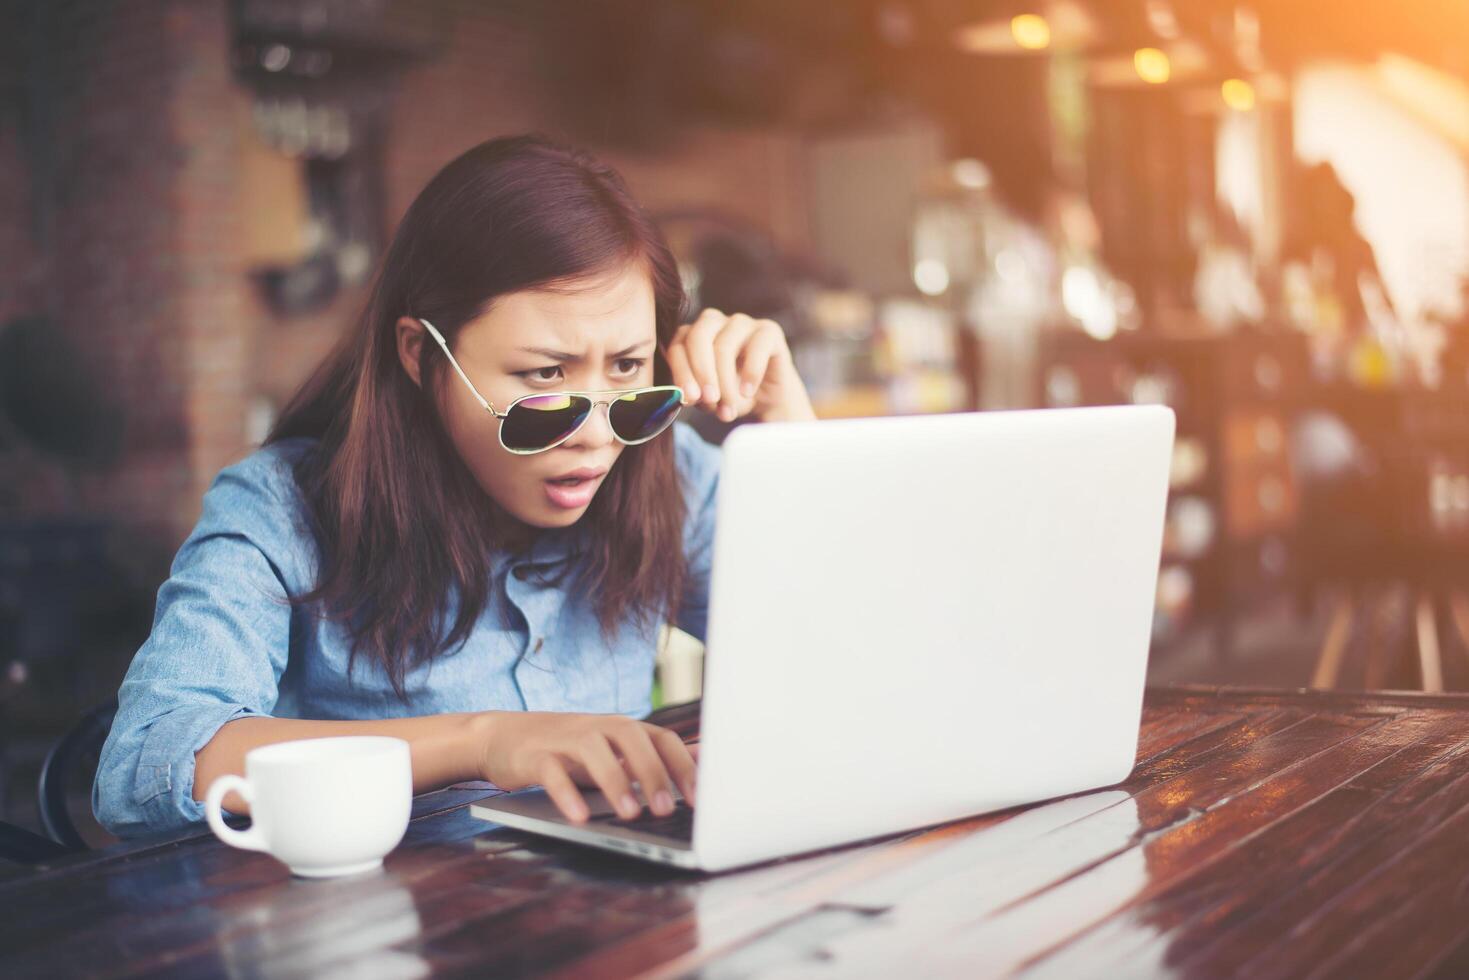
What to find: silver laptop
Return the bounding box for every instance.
[471,405,1175,872]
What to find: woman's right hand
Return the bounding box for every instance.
[473,711,698,824]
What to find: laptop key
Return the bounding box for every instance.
[594,800,695,841]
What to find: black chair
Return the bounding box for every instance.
[0,819,72,864]
[37,697,117,851]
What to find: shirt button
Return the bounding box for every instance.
[532,637,544,654]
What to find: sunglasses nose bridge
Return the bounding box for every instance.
[591,395,636,442]
[563,396,615,447]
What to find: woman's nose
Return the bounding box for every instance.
[564,401,615,449]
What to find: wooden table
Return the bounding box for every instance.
[6,686,1469,978]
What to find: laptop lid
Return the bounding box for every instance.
[691,405,1174,871]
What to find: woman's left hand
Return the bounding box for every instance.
[664,309,816,423]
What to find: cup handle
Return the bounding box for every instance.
[204,774,269,853]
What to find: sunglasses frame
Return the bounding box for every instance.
[418,318,685,455]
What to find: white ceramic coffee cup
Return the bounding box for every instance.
[204,735,412,878]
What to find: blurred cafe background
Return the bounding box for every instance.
[1,0,1468,840]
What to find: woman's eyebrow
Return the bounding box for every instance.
[515,340,655,362]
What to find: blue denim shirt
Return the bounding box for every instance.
[94,422,719,838]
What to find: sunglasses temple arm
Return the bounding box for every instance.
[418,318,500,417]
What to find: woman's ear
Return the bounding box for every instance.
[395,316,426,388]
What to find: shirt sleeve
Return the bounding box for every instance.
[93,449,310,838]
[673,423,721,643]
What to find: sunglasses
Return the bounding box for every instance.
[419,319,685,455]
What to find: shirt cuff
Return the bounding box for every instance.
[135,701,265,829]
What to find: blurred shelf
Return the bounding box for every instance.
[811,372,968,420]
[812,384,889,419]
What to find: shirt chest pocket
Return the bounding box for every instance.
[528,625,657,717]
[612,634,658,716]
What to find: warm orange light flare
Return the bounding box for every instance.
[1011,14,1051,50]
[1221,77,1256,111]
[1134,47,1171,85]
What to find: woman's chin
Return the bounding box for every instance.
[514,497,591,528]
[528,506,586,528]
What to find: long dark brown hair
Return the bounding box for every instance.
[268,134,689,697]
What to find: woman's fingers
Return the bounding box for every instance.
[664,329,699,404]
[668,309,770,418]
[667,308,798,422]
[736,321,782,405]
[646,725,698,807]
[683,309,728,411]
[711,315,760,421]
[610,724,679,816]
[537,756,590,824]
[505,714,698,826]
[577,731,642,820]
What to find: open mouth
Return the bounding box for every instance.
[542,470,605,510]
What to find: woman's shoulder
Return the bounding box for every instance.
[213,437,318,506]
[191,438,320,556]
[164,438,325,589]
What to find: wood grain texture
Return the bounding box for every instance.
[4,686,1469,978]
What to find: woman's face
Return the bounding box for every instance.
[420,262,658,529]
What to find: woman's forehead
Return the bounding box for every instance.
[470,264,655,355]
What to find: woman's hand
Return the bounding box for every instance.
[664,309,816,423]
[474,711,698,824]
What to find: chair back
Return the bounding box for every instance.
[38,697,117,850]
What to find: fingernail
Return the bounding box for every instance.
[655,791,674,814]
[685,384,700,403]
[704,386,720,404]
[569,801,589,823]
[620,794,640,818]
[719,404,735,422]
[741,381,755,398]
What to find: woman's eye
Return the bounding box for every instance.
[613,357,645,376]
[521,366,563,383]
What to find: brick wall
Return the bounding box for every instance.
[3,1,194,547]
[0,64,61,515]
[0,117,45,325]
[164,2,257,522]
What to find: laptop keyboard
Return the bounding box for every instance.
[593,800,695,841]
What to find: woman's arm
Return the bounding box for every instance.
[196,709,699,825]
[194,713,486,810]
[94,454,303,838]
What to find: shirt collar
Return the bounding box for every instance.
[496,521,589,576]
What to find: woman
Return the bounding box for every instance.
[94,134,816,837]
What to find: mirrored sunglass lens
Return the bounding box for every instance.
[608,389,682,443]
[501,394,591,451]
